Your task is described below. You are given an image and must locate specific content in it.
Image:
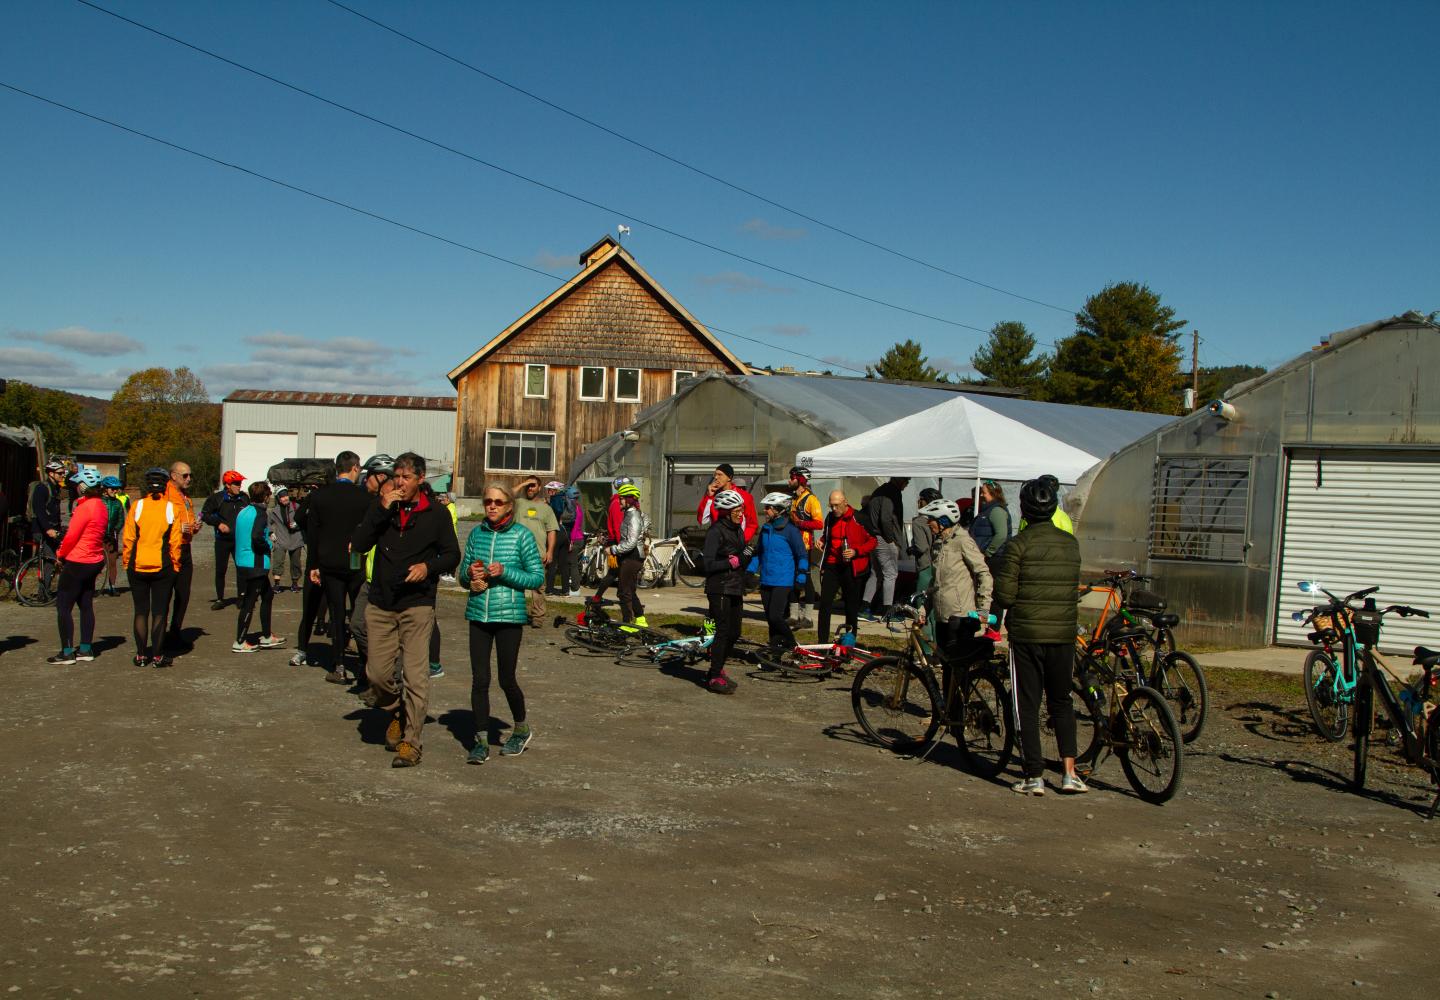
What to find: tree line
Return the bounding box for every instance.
[866,282,1264,415]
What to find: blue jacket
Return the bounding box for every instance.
[233,504,270,572]
[746,517,809,587]
[462,518,545,624]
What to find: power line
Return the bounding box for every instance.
[0,80,870,377]
[322,0,1078,316]
[72,0,992,336]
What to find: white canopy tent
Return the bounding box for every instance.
[795,395,1107,485]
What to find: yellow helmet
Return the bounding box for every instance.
[616,483,641,498]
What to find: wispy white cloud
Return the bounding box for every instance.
[819,354,874,373]
[0,347,133,393]
[9,325,144,356]
[753,323,811,338]
[696,270,794,295]
[200,331,428,395]
[531,250,573,271]
[740,218,807,241]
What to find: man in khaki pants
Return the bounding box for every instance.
[350,453,459,768]
[515,477,558,627]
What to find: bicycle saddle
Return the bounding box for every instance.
[1414,646,1440,666]
[1142,611,1181,628]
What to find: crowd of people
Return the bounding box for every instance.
[20,450,1085,790]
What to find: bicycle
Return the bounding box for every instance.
[638,534,704,589]
[1293,584,1438,813]
[1293,583,1382,742]
[0,515,39,602]
[753,628,880,681]
[553,599,672,656]
[577,534,609,587]
[850,606,1014,780]
[16,550,60,608]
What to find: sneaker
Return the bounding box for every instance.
[132,654,147,668]
[467,741,490,765]
[259,634,287,648]
[232,639,259,653]
[1059,773,1090,795]
[706,671,737,695]
[391,741,422,768]
[439,574,457,585]
[384,715,403,751]
[633,615,649,628]
[323,669,349,685]
[288,651,310,667]
[210,599,226,611]
[500,727,532,756]
[701,618,716,636]
[150,655,169,669]
[47,649,77,665]
[429,662,445,679]
[1011,777,1046,796]
[75,645,95,662]
[568,589,581,597]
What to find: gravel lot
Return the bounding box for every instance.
[2,583,1438,999]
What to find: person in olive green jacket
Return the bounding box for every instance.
[991,478,1087,796]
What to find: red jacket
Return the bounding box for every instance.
[606,494,624,543]
[57,495,107,564]
[821,506,877,574]
[697,487,758,543]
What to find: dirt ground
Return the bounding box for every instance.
[2,578,1439,1000]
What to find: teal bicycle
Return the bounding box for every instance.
[1293,583,1379,742]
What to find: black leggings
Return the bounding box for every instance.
[707,592,743,677]
[236,572,273,642]
[469,621,525,740]
[760,585,795,650]
[1011,642,1078,779]
[616,554,644,622]
[213,538,234,601]
[169,544,193,634]
[129,570,174,658]
[320,569,363,666]
[56,560,103,650]
[818,564,867,642]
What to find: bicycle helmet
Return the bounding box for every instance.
[143,467,169,491]
[544,480,566,491]
[362,453,396,476]
[1019,478,1057,520]
[616,483,641,498]
[760,491,793,510]
[612,475,633,491]
[918,498,961,529]
[100,475,122,489]
[918,487,943,505]
[222,470,245,486]
[712,489,744,510]
[70,468,102,489]
[45,459,66,473]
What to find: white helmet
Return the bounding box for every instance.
[760,491,793,510]
[713,489,744,511]
[919,498,962,529]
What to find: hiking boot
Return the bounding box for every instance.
[467,741,490,765]
[384,715,403,751]
[500,727,532,756]
[429,662,445,679]
[259,634,287,648]
[1059,773,1090,795]
[391,741,421,768]
[232,639,259,653]
[47,649,77,665]
[706,671,737,695]
[323,669,349,685]
[1012,777,1045,796]
[287,651,310,667]
[75,645,95,662]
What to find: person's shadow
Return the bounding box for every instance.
[437,708,513,749]
[91,635,127,655]
[0,636,38,656]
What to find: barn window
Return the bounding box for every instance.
[672,370,696,394]
[485,430,555,474]
[1150,457,1250,562]
[579,366,606,401]
[524,364,548,399]
[614,367,641,402]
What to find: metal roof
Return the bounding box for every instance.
[223,389,456,411]
[738,375,966,440]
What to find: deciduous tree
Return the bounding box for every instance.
[99,368,220,490]
[969,321,1050,395]
[1046,282,1186,413]
[0,380,85,453]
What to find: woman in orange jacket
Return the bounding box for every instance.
[121,467,184,668]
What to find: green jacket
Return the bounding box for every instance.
[462,518,544,624]
[990,521,1080,645]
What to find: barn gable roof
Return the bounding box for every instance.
[446,239,746,384]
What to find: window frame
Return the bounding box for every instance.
[484,429,557,475]
[613,366,642,403]
[523,363,548,399]
[1149,456,1252,563]
[672,369,697,394]
[578,366,607,402]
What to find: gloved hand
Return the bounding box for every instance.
[609,545,618,555]
[727,555,740,569]
[796,575,807,587]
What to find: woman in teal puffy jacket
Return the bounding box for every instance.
[463,484,544,765]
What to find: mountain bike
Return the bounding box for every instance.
[1070,663,1184,804]
[553,599,670,655]
[577,534,609,587]
[753,629,880,681]
[850,606,1014,780]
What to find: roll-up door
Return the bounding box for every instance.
[234,431,298,488]
[1274,450,1440,651]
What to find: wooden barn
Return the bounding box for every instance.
[447,235,747,497]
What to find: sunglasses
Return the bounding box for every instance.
[178,473,192,478]
[482,498,509,507]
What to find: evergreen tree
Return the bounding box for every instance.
[1047,282,1186,413]
[969,321,1050,395]
[867,339,942,381]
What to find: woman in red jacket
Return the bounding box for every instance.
[50,468,109,664]
[817,489,877,643]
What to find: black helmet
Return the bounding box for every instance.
[1037,474,1060,491]
[1019,479,1057,521]
[143,467,169,491]
[918,487,942,504]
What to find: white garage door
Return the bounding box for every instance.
[315,434,378,464]
[234,431,299,487]
[1274,450,1440,652]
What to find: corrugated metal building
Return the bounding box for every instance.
[1074,313,1440,652]
[221,390,456,486]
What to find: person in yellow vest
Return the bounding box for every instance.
[1017,474,1075,534]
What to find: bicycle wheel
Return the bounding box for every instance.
[753,646,832,680]
[1116,686,1184,804]
[1352,675,1373,790]
[0,549,18,601]
[1069,679,1105,770]
[851,656,940,752]
[638,555,666,589]
[673,547,705,587]
[563,625,625,655]
[1151,651,1208,744]
[1303,649,1349,742]
[952,666,1014,779]
[15,555,55,607]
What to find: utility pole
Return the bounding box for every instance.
[1192,329,1200,397]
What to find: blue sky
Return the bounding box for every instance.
[2,0,1436,399]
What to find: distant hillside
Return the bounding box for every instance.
[61,389,111,439]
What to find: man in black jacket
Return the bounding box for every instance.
[297,451,373,684]
[862,476,908,619]
[30,460,67,591]
[201,470,250,608]
[350,452,458,768]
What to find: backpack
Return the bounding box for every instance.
[558,492,578,528]
[854,501,880,539]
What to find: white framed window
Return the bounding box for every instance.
[579,366,606,401]
[614,367,641,403]
[672,369,697,394]
[523,363,548,398]
[485,430,555,473]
